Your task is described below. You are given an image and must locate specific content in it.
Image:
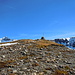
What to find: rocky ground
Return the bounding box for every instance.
[0,39,75,75]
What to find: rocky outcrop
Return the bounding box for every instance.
[41,37,45,40]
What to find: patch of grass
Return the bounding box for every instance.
[45,67,52,70]
[9,73,16,75]
[46,49,53,51]
[46,53,51,56]
[28,53,36,56]
[5,60,15,63]
[53,70,69,75]
[43,70,47,74]
[0,62,7,68]
[64,66,70,70]
[23,59,30,63]
[18,56,28,60]
[27,44,46,49]
[0,60,17,69]
[27,40,64,49]
[32,63,39,67]
[60,50,75,53]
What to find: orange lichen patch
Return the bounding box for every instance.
[53,70,69,75]
[18,56,28,60]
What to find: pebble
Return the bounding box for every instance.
[1,55,5,58]
[32,72,37,75]
[13,69,17,73]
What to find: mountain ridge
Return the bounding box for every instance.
[0,38,74,75]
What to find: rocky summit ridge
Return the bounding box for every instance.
[0,39,75,75]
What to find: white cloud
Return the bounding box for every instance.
[46,32,75,40]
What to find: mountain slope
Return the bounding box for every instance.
[0,39,74,75]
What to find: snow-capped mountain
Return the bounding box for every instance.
[54,37,75,49]
[0,37,16,43]
[69,37,75,47]
[54,38,70,46]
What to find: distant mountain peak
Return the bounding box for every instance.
[0,37,15,43]
[2,36,11,41]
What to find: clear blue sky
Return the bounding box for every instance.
[0,0,75,39]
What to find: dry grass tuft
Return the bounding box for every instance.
[27,40,64,49]
[32,63,39,66]
[18,56,28,60]
[9,73,16,75]
[53,70,69,75]
[0,62,7,68]
[5,60,15,63]
[64,66,70,70]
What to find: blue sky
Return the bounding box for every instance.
[0,0,75,39]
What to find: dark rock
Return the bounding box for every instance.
[41,37,45,40]
[20,51,26,55]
